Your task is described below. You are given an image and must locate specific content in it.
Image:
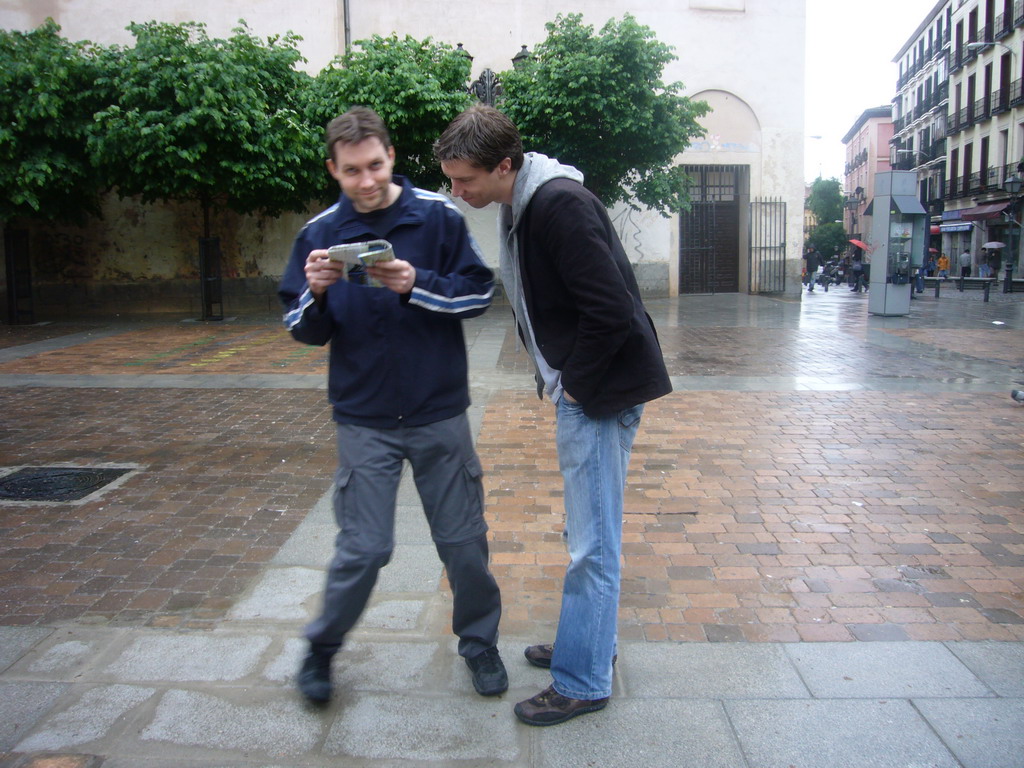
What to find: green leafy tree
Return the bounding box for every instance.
[806,221,848,261]
[0,19,108,224]
[306,34,473,194]
[88,20,321,235]
[805,177,843,228]
[499,13,709,214]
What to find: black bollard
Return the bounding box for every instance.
[958,275,965,292]
[934,279,940,298]
[984,280,991,302]
[1004,263,1014,294]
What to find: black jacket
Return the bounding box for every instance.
[515,177,671,417]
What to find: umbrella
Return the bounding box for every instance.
[982,241,1006,249]
[848,239,870,250]
[929,247,939,253]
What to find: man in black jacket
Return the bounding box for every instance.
[435,105,672,726]
[804,246,822,292]
[279,107,506,705]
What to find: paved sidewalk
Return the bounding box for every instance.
[0,288,1022,767]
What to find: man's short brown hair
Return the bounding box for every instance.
[434,104,524,171]
[325,106,391,161]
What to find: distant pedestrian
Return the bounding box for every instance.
[987,249,1002,278]
[850,247,866,292]
[803,247,821,292]
[959,248,972,278]
[979,249,992,278]
[937,252,950,279]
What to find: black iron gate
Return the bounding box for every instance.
[749,197,787,293]
[678,165,747,294]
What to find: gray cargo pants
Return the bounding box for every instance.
[304,412,502,658]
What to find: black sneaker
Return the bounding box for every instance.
[297,647,333,704]
[465,646,508,696]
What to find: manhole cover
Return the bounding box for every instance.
[0,466,132,502]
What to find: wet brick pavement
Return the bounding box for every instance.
[1,288,1022,645]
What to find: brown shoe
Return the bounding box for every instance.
[514,685,609,726]
[524,643,555,668]
[523,643,617,669]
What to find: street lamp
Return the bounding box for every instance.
[966,40,1015,56]
[895,148,918,171]
[1003,174,1022,292]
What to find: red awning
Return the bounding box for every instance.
[960,202,1011,221]
[930,225,941,234]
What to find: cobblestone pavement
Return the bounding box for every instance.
[1,288,1023,768]
[0,289,1022,643]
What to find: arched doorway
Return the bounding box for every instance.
[678,90,762,294]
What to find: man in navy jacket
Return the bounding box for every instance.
[435,105,671,726]
[278,107,505,703]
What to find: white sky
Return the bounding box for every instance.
[805,0,939,182]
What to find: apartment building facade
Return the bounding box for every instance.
[842,106,894,243]
[938,0,1023,275]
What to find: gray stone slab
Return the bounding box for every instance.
[945,641,1024,696]
[376,544,441,593]
[726,699,959,768]
[262,637,307,685]
[395,468,423,510]
[333,640,438,691]
[784,642,992,698]
[0,681,68,750]
[535,699,744,768]
[271,490,334,567]
[26,639,95,676]
[228,566,323,622]
[394,502,432,541]
[264,638,438,693]
[359,599,424,631]
[140,689,322,754]
[0,626,52,671]
[104,634,271,681]
[914,698,1024,768]
[324,693,516,761]
[622,642,809,699]
[16,684,155,752]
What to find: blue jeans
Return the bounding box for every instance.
[550,397,643,700]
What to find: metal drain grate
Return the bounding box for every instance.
[0,466,133,502]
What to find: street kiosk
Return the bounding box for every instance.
[867,171,928,316]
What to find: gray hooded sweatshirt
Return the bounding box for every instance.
[497,152,585,401]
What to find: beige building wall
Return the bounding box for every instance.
[1,0,806,313]
[354,0,806,296]
[0,0,343,72]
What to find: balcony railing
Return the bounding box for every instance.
[944,163,1022,200]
